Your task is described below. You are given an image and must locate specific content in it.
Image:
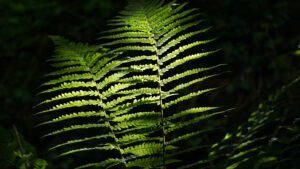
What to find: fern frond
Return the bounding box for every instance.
[39,0,228,168]
[38,36,136,168]
[99,0,226,167]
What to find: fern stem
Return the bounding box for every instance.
[137,2,167,168]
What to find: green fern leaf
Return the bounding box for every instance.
[37,36,136,168]
[98,0,227,167]
[38,0,228,168]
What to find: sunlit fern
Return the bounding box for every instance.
[36,36,137,168]
[37,0,227,168]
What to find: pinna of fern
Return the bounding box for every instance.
[36,0,229,168]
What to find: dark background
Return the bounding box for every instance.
[0,0,299,168]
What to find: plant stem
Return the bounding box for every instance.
[13,125,29,169]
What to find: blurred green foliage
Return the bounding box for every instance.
[0,0,299,168]
[209,76,300,169]
[0,126,47,169]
